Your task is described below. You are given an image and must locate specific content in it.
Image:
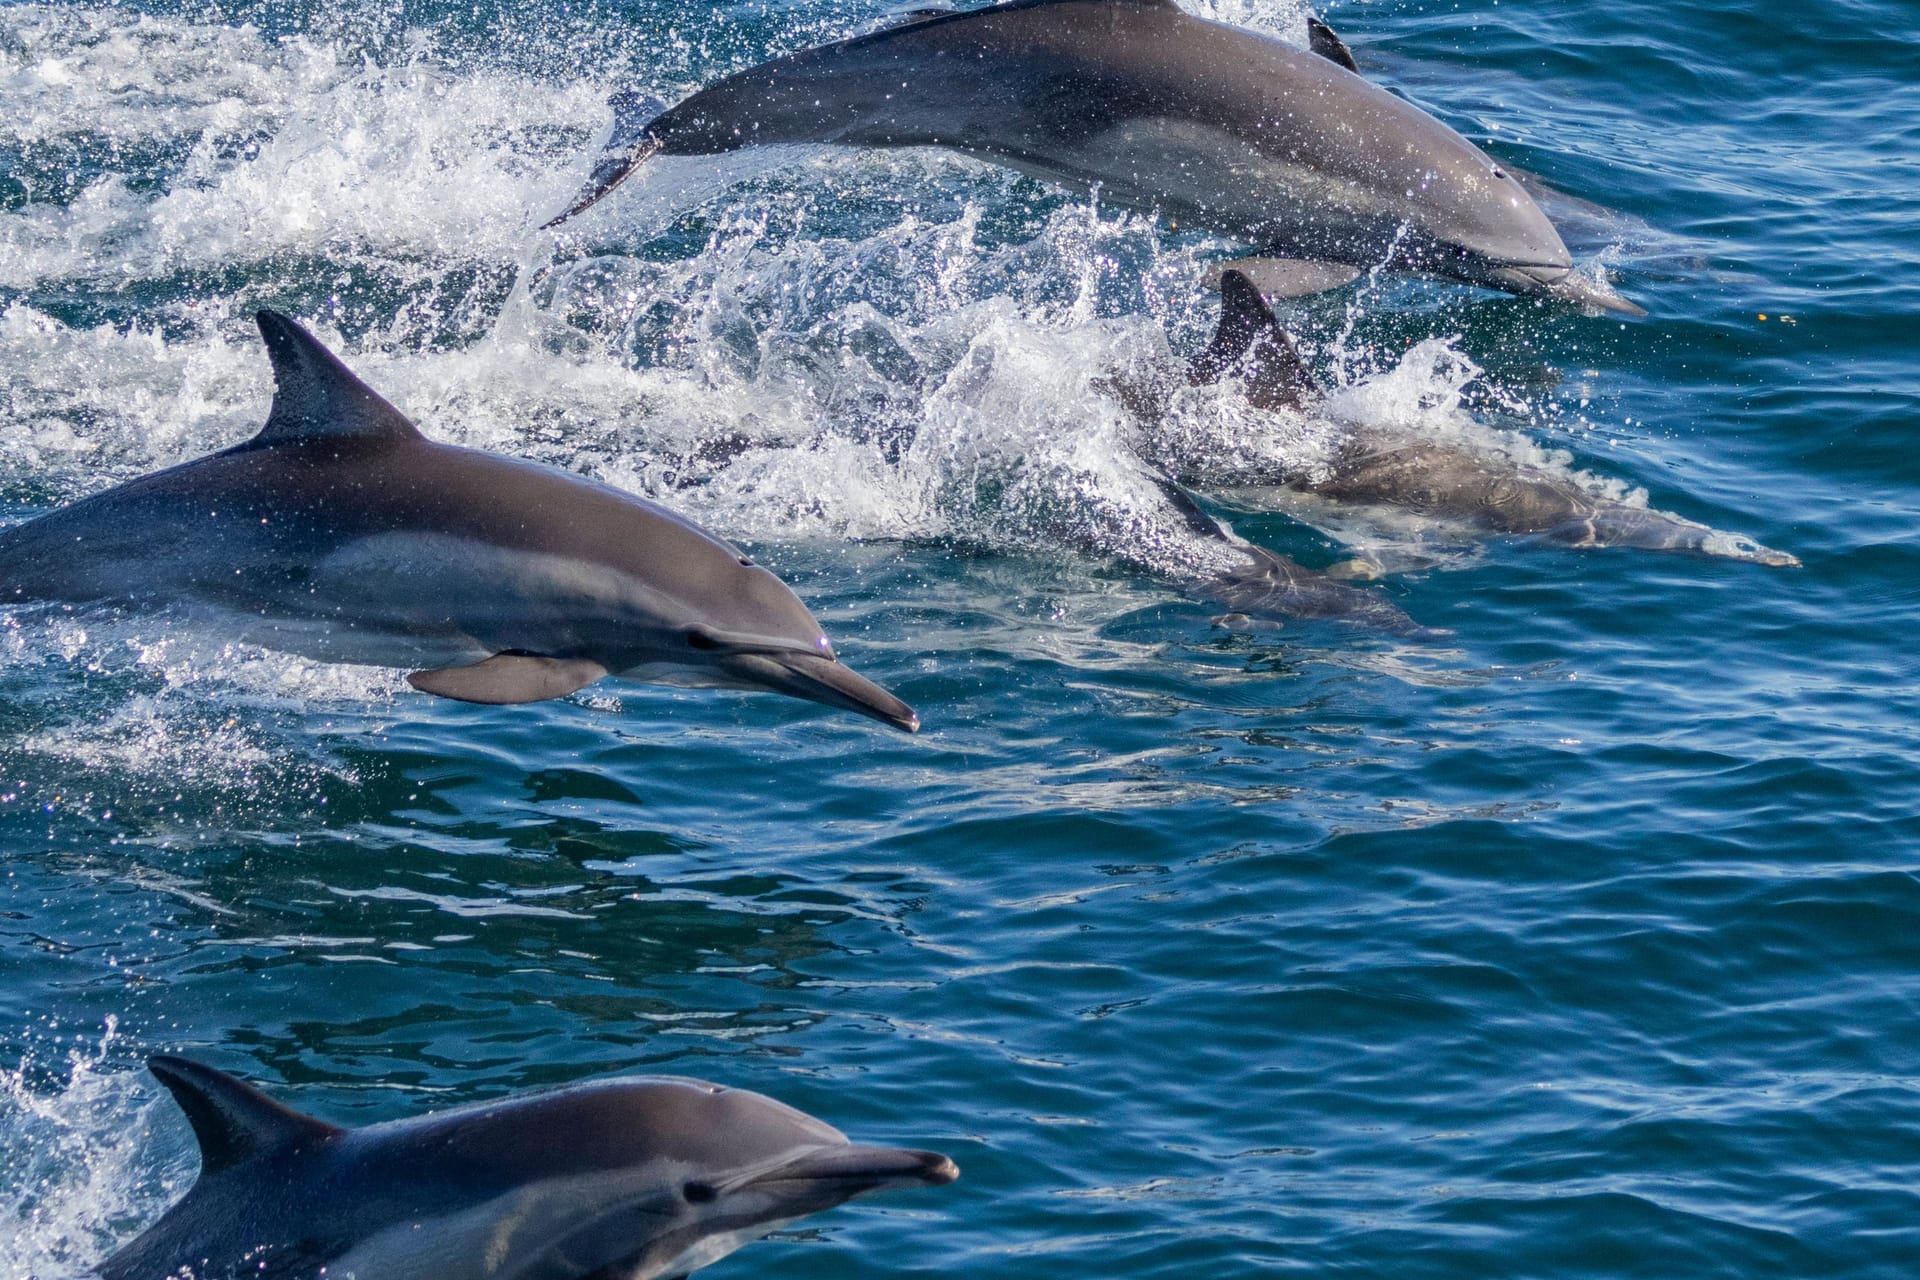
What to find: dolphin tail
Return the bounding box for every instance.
[544,92,664,229]
[1189,270,1319,412]
[1547,505,1799,566]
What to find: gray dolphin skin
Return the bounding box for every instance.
[550,0,1640,315]
[1144,473,1441,638]
[99,1056,958,1280]
[1175,273,1796,565]
[0,312,919,730]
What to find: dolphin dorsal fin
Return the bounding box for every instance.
[249,311,424,447]
[149,1056,343,1177]
[1307,15,1360,73]
[1190,270,1318,412]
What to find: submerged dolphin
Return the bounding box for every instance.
[100,1056,957,1280]
[0,312,919,729]
[551,0,1639,314]
[1165,273,1795,565]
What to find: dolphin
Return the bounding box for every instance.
[1166,272,1795,565]
[1144,472,1442,637]
[549,0,1639,315]
[0,312,919,730]
[99,1056,958,1280]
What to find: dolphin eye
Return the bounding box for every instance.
[683,1181,717,1204]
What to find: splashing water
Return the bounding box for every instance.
[0,1021,186,1279]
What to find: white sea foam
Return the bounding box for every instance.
[1186,0,1314,43]
[0,5,602,289]
[0,1022,185,1278]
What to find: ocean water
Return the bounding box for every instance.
[2,0,1917,1275]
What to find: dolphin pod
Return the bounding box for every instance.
[0,312,919,730]
[98,1056,957,1280]
[550,0,1641,315]
[1168,273,1796,566]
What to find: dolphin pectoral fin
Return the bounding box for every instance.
[1205,256,1363,301]
[1190,270,1318,412]
[407,653,610,704]
[543,94,665,229]
[1307,15,1360,73]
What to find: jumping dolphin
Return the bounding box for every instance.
[99,1056,958,1279]
[1167,273,1794,565]
[0,313,920,729]
[549,0,1639,315]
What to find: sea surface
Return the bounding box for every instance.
[1,0,1917,1275]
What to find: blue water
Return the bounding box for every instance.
[2,0,1917,1275]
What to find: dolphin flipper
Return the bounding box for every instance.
[544,93,664,228]
[1197,545,1439,638]
[1206,256,1362,303]
[408,653,612,703]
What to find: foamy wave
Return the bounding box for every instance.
[0,606,386,796]
[0,1022,184,1279]
[0,7,326,152]
[0,303,262,485]
[1185,0,1313,43]
[0,5,600,288]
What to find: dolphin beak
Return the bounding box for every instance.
[746,1144,960,1195]
[1491,262,1646,317]
[722,651,921,733]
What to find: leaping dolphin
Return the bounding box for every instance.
[550,0,1640,315]
[0,312,920,730]
[1167,273,1795,565]
[99,1056,958,1280]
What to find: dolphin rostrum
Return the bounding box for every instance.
[1169,272,1795,565]
[0,312,919,730]
[99,1056,958,1279]
[550,0,1639,315]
